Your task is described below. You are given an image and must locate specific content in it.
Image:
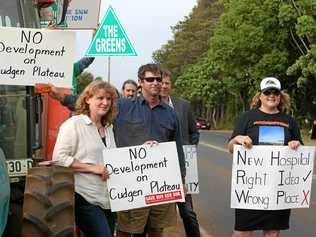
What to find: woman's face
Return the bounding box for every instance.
[259,89,281,110]
[86,89,112,117]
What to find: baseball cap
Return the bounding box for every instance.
[260,77,281,92]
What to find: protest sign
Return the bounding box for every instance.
[0,27,75,88]
[103,142,184,211]
[183,145,199,194]
[39,0,101,29]
[64,0,101,29]
[231,145,315,210]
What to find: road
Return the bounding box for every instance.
[192,130,316,237]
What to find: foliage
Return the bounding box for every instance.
[153,0,223,80]
[76,71,94,94]
[153,0,316,128]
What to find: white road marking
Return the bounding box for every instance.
[199,141,229,153]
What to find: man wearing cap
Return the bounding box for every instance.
[228,77,302,237]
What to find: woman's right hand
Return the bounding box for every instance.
[234,135,253,149]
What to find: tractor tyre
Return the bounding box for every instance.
[22,166,75,237]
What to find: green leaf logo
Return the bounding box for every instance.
[266,80,276,85]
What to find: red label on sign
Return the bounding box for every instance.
[145,191,182,204]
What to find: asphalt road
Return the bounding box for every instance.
[193,130,316,237]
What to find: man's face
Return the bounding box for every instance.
[160,76,172,97]
[139,71,162,97]
[122,83,137,99]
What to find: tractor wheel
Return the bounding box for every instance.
[22,166,75,237]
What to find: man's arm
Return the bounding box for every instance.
[62,94,78,112]
[77,57,95,75]
[173,113,186,181]
[187,103,200,145]
[48,84,78,112]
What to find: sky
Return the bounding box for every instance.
[75,0,197,89]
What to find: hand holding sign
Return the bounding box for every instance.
[288,140,301,150]
[231,145,315,210]
[103,142,184,211]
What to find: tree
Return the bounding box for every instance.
[76,71,94,94]
[154,0,316,128]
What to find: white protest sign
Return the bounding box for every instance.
[63,0,101,29]
[103,142,185,211]
[183,145,199,194]
[231,145,315,210]
[0,27,75,88]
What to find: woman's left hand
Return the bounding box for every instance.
[288,140,301,150]
[92,165,109,181]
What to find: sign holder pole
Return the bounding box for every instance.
[107,56,111,83]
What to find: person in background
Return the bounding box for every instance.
[137,84,142,96]
[160,69,200,237]
[121,79,137,99]
[52,80,118,237]
[227,77,302,237]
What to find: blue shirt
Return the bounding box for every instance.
[113,96,186,178]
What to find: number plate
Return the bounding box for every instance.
[6,159,33,177]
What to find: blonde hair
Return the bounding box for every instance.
[75,80,118,126]
[250,91,291,112]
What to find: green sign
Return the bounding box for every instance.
[85,6,137,56]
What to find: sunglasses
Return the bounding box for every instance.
[262,89,280,96]
[142,77,162,83]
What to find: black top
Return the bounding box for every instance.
[231,108,302,145]
[101,136,106,147]
[230,108,302,231]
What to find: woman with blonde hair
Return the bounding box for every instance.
[228,77,302,237]
[53,80,117,237]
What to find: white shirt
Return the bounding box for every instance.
[52,114,116,209]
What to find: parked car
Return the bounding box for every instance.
[196,117,210,130]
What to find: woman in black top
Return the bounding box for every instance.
[228,77,302,237]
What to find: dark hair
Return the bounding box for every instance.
[137,63,162,79]
[121,79,137,90]
[161,69,172,79]
[75,80,117,127]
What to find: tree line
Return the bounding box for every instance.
[153,0,316,129]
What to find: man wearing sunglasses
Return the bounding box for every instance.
[114,63,185,237]
[134,69,200,237]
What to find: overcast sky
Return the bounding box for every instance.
[76,0,197,89]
